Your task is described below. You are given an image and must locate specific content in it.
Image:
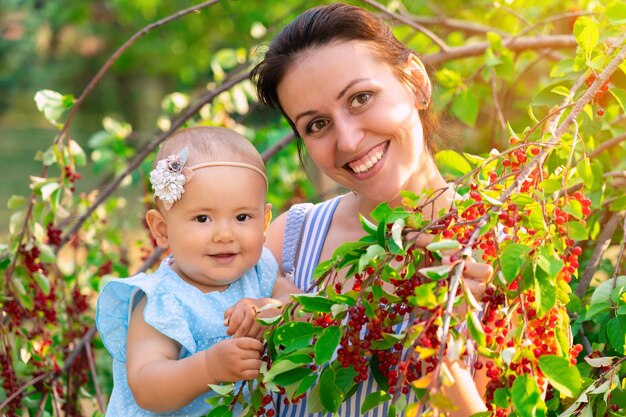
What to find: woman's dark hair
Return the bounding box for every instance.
[251,2,439,156]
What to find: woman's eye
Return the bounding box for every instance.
[236,214,251,222]
[350,92,371,109]
[306,119,329,134]
[195,215,209,223]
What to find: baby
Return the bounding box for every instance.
[96,126,299,416]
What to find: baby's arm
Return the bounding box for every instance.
[126,296,263,413]
[224,275,301,340]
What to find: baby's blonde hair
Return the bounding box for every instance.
[154,126,265,173]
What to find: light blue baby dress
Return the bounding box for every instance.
[96,247,278,417]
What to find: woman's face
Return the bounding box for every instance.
[277,40,430,205]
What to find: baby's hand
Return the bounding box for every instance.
[224,298,283,340]
[205,337,263,383]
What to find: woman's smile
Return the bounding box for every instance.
[345,141,389,174]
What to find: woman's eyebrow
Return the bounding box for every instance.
[294,78,370,124]
[336,78,368,100]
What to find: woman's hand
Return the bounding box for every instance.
[442,255,492,300]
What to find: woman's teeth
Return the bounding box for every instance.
[348,150,384,174]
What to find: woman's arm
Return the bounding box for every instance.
[126,297,263,412]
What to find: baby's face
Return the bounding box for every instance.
[163,165,269,293]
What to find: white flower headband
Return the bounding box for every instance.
[149,147,268,210]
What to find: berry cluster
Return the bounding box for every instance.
[63,166,82,192]
[21,245,45,274]
[46,223,62,246]
[0,349,21,417]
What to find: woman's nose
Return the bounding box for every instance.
[334,117,363,153]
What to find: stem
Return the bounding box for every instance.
[0,373,48,411]
[85,341,105,413]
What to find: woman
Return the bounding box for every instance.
[251,3,491,416]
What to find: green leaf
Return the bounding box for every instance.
[292,294,336,313]
[607,2,626,25]
[7,195,25,210]
[33,272,51,296]
[205,405,232,417]
[511,374,546,417]
[576,158,594,188]
[609,195,626,212]
[208,383,235,396]
[264,358,308,383]
[68,140,87,166]
[566,221,588,240]
[538,355,582,398]
[435,150,472,178]
[296,374,318,396]
[607,316,626,354]
[426,239,461,252]
[410,282,438,309]
[466,311,487,347]
[38,244,56,263]
[573,17,599,56]
[361,391,391,414]
[493,387,510,408]
[273,322,320,353]
[319,367,341,412]
[539,178,562,193]
[610,88,626,114]
[451,88,479,126]
[34,89,74,126]
[273,367,314,386]
[390,218,405,254]
[501,244,530,283]
[358,244,386,272]
[418,264,452,281]
[527,204,547,231]
[334,366,358,393]
[590,276,626,306]
[315,326,341,365]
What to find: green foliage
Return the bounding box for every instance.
[1,1,626,417]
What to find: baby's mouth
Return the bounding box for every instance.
[346,142,388,174]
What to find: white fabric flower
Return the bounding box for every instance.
[149,148,193,210]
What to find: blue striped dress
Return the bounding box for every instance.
[277,195,418,417]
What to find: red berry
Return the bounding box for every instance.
[597,108,605,117]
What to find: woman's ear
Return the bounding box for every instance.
[263,203,273,234]
[145,209,170,249]
[404,54,432,109]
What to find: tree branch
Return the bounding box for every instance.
[575,212,624,299]
[588,133,626,159]
[261,132,296,161]
[424,35,576,67]
[359,0,450,51]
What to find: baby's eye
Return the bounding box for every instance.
[236,214,251,222]
[195,215,209,223]
[306,119,329,134]
[350,92,371,109]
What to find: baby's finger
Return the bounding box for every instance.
[226,309,245,335]
[223,306,234,325]
[235,336,264,352]
[234,314,254,338]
